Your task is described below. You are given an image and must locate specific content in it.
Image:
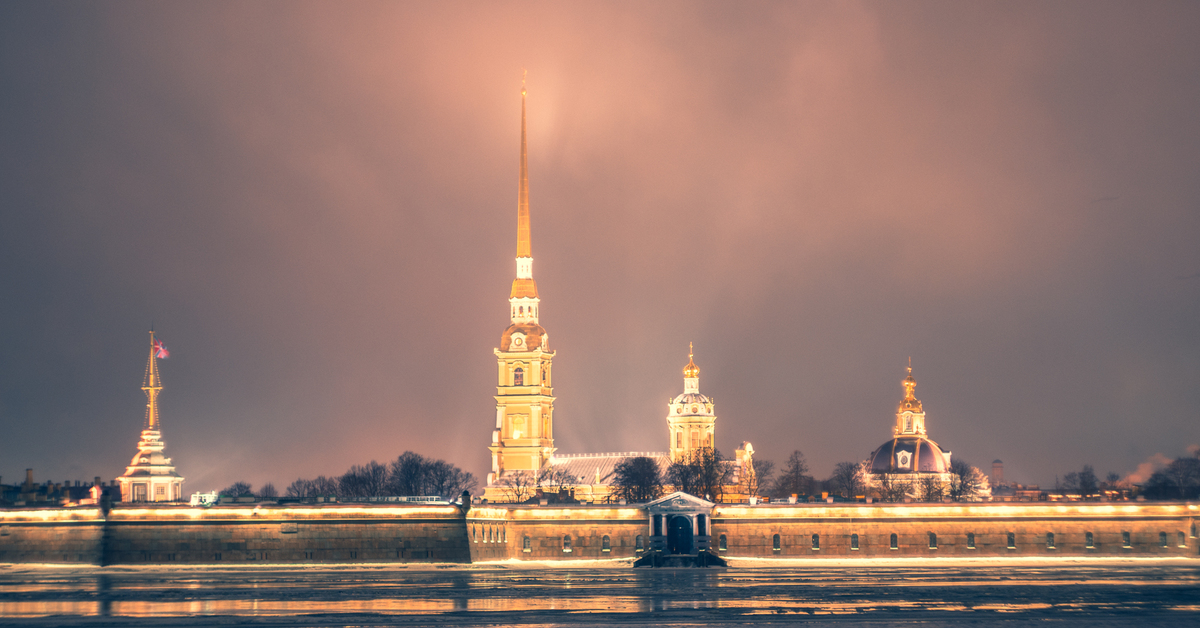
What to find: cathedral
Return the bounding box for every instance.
[483,83,752,502]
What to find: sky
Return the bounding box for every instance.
[2,1,1199,494]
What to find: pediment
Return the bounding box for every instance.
[644,491,713,513]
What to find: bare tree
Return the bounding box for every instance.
[770,451,811,498]
[537,466,577,497]
[388,451,429,495]
[876,474,910,502]
[424,459,477,498]
[496,471,538,503]
[948,459,984,501]
[258,483,278,499]
[1078,465,1099,497]
[668,448,732,502]
[222,481,253,498]
[831,462,864,500]
[312,475,340,497]
[741,458,775,499]
[340,461,389,498]
[285,478,315,498]
[917,475,946,502]
[612,456,664,503]
[1166,457,1200,499]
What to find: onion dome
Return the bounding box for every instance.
[868,436,949,474]
[501,322,546,351]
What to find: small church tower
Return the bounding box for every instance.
[667,345,717,462]
[116,331,184,502]
[488,77,556,484]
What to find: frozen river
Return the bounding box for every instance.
[1,558,1198,626]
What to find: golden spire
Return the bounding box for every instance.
[516,70,531,259]
[143,331,164,430]
[903,358,916,400]
[683,342,700,378]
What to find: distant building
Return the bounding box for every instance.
[115,331,184,502]
[866,364,952,478]
[991,459,1004,488]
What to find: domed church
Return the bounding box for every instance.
[867,364,952,476]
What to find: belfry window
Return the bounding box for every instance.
[676,432,682,449]
[904,416,913,433]
[513,368,524,386]
[691,431,699,449]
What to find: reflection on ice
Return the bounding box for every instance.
[0,561,1197,622]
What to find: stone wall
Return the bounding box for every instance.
[467,505,646,562]
[0,507,105,563]
[2,501,1196,564]
[710,503,1198,558]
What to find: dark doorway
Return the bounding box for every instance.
[667,516,693,555]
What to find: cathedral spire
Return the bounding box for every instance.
[143,330,164,430]
[517,70,531,259]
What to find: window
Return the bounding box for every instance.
[850,534,859,550]
[563,535,572,553]
[1046,533,1055,549]
[1086,532,1094,548]
[1122,531,1131,548]
[654,515,663,536]
[675,432,682,449]
[811,534,820,550]
[1007,532,1016,549]
[523,536,531,553]
[691,431,699,449]
[928,532,937,549]
[1159,532,1168,548]
[967,533,975,549]
[513,368,524,386]
[772,534,781,551]
[1179,532,1187,548]
[602,535,611,552]
[718,534,727,551]
[1192,522,1197,538]
[890,533,898,550]
[472,524,477,543]
[636,535,644,552]
[155,485,165,497]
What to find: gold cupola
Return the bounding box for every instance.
[683,343,700,379]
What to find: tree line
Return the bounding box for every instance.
[219,451,477,501]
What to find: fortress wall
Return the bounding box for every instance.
[467,505,646,562]
[0,507,105,563]
[103,503,471,564]
[711,502,1198,558]
[2,502,1195,564]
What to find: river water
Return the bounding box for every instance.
[1,558,1198,626]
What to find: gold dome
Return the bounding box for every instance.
[683,343,700,378]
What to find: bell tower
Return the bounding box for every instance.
[894,360,927,436]
[667,344,717,462]
[488,76,556,484]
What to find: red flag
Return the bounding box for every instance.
[154,339,170,359]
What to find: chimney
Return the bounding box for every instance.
[24,469,33,488]
[75,480,80,487]
[94,476,101,487]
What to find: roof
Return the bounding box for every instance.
[545,452,670,486]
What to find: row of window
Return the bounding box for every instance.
[757,530,1189,551]
[482,528,1193,552]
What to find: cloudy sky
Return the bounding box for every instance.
[2,1,1198,493]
